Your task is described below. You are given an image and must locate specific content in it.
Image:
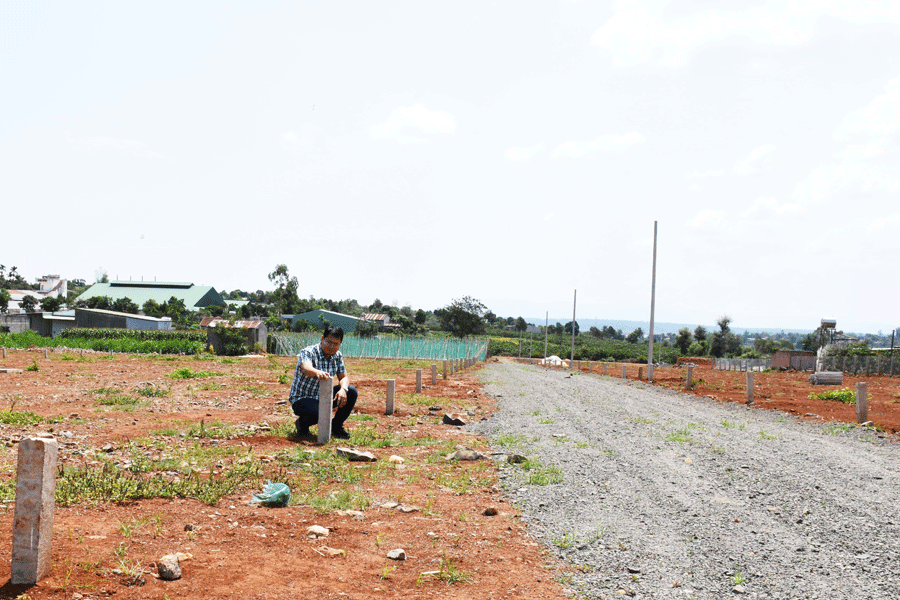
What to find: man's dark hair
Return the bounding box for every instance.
[323,325,345,341]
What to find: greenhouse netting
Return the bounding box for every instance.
[272,333,490,361]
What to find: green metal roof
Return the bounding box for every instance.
[292,310,359,332]
[74,281,224,310]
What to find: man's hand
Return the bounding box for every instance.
[315,369,332,381]
[334,386,348,408]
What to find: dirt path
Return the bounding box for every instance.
[475,361,900,599]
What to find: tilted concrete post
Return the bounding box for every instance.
[746,371,754,405]
[431,364,437,385]
[442,360,447,379]
[12,437,58,584]
[317,379,332,444]
[686,366,693,389]
[386,379,395,416]
[857,382,868,423]
[416,369,422,393]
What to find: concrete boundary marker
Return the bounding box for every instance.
[317,379,332,444]
[386,379,395,415]
[12,437,58,584]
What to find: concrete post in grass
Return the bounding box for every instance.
[746,371,754,405]
[442,360,447,379]
[857,382,868,423]
[43,349,48,360]
[317,379,332,444]
[416,369,422,393]
[12,437,58,584]
[386,379,395,416]
[686,366,694,390]
[431,364,437,385]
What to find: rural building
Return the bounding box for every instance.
[292,310,359,333]
[361,313,401,331]
[201,317,267,354]
[75,281,224,310]
[772,349,816,371]
[75,308,173,330]
[4,274,68,313]
[30,310,77,338]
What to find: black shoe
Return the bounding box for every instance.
[331,427,350,440]
[295,419,310,437]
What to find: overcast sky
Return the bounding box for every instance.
[2,1,898,334]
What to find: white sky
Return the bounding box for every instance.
[2,1,899,334]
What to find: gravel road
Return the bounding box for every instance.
[472,362,900,600]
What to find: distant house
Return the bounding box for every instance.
[292,310,359,333]
[30,310,77,338]
[75,281,224,311]
[201,317,267,354]
[5,274,68,313]
[361,313,401,331]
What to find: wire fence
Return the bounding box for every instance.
[715,357,772,371]
[272,333,490,361]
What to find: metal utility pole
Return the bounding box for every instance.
[570,289,577,365]
[647,221,658,381]
[544,311,548,359]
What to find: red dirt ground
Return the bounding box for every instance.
[2,350,898,600]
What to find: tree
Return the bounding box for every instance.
[356,319,379,336]
[626,327,644,343]
[0,289,8,313]
[515,317,527,332]
[484,311,498,325]
[674,327,693,354]
[164,297,194,329]
[40,296,63,312]
[415,309,427,325]
[693,325,708,343]
[111,297,139,314]
[435,296,488,337]
[20,296,38,313]
[588,326,602,338]
[95,268,109,283]
[268,264,301,315]
[142,299,166,318]
[85,296,112,310]
[564,321,580,335]
[710,315,741,357]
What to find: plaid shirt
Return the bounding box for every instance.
[288,342,346,408]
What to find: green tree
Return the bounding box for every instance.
[20,296,38,313]
[40,296,63,312]
[415,309,427,325]
[0,289,9,313]
[515,317,527,332]
[164,297,194,329]
[484,311,498,325]
[268,264,301,315]
[674,327,693,354]
[356,319,379,336]
[710,315,742,357]
[435,296,488,337]
[111,297,139,314]
[564,321,580,335]
[626,327,644,343]
[142,299,166,318]
[693,325,708,343]
[84,296,112,310]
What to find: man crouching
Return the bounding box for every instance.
[288,325,358,439]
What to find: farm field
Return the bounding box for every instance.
[0,349,562,600]
[2,349,899,599]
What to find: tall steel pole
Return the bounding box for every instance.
[570,289,577,365]
[647,221,658,381]
[544,311,548,359]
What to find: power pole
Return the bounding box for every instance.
[544,311,548,359]
[570,289,577,366]
[647,221,658,381]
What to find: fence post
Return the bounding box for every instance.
[686,365,693,389]
[12,437,58,584]
[621,365,627,379]
[442,360,447,379]
[416,369,422,393]
[386,379,395,416]
[317,380,332,444]
[431,364,437,385]
[638,366,643,380]
[857,382,868,423]
[746,371,753,405]
[603,363,607,376]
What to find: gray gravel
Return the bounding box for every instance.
[472,362,900,600]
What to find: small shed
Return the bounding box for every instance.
[772,350,816,371]
[30,310,77,338]
[202,317,267,355]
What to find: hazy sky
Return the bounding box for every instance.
[3,1,899,333]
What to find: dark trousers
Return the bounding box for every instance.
[291,384,358,430]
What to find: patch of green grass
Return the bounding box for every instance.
[168,367,221,379]
[823,423,855,436]
[347,425,396,448]
[517,458,563,485]
[296,487,372,513]
[808,388,864,404]
[665,428,694,443]
[757,430,780,441]
[554,529,577,549]
[133,384,170,398]
[539,417,555,424]
[0,409,53,426]
[25,359,40,372]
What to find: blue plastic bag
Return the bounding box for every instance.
[252,481,290,507]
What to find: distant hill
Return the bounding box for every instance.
[527,318,814,337]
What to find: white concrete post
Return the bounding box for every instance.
[746,371,754,405]
[2,348,6,358]
[416,369,422,393]
[386,379,395,416]
[431,363,437,385]
[450,360,455,375]
[589,361,594,372]
[43,349,48,359]
[857,382,868,423]
[442,360,447,379]
[686,366,693,389]
[621,365,627,379]
[317,379,332,444]
[638,367,643,380]
[603,363,607,376]
[12,437,58,584]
